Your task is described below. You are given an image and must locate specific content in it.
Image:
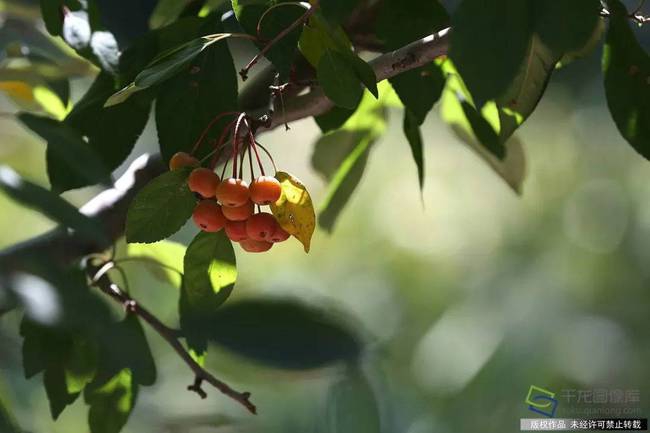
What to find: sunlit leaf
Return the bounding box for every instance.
[603,0,650,160]
[126,240,186,287]
[85,369,138,433]
[125,169,197,244]
[270,171,316,252]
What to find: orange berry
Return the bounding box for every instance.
[250,176,282,205]
[269,226,290,243]
[225,220,248,242]
[216,178,250,207]
[192,200,226,232]
[245,212,278,241]
[222,200,254,221]
[240,239,273,253]
[188,168,220,199]
[169,152,199,170]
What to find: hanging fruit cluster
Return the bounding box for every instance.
[169,112,293,253]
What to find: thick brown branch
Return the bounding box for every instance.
[87,261,256,414]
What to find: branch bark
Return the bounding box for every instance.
[0,26,450,285]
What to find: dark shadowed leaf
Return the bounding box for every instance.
[349,55,378,98]
[18,113,111,192]
[318,49,363,109]
[180,231,236,354]
[403,111,425,188]
[325,368,380,433]
[64,72,151,180]
[534,0,602,54]
[0,165,107,243]
[208,298,362,370]
[125,169,197,244]
[603,0,650,160]
[232,0,305,80]
[40,0,64,36]
[312,92,386,231]
[320,0,359,25]
[450,0,533,106]
[389,64,446,125]
[85,369,138,433]
[156,18,238,162]
[315,106,355,133]
[460,100,505,160]
[0,397,21,433]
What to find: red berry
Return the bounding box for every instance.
[216,178,250,207]
[269,226,290,243]
[222,200,254,221]
[192,200,226,232]
[250,176,282,205]
[225,220,248,242]
[245,212,278,241]
[169,152,199,170]
[188,168,220,199]
[240,239,273,253]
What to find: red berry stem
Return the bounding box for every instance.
[190,111,239,155]
[232,113,247,179]
[209,118,238,169]
[248,137,255,182]
[252,141,278,174]
[244,119,266,176]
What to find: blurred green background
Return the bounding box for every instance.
[1,1,650,432]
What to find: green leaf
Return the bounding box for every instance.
[320,0,360,25]
[349,55,378,99]
[460,100,505,160]
[299,13,352,67]
[403,111,425,189]
[603,0,650,160]
[318,49,363,109]
[208,298,361,370]
[125,169,197,244]
[156,19,238,162]
[106,32,234,106]
[40,0,64,36]
[312,92,387,231]
[325,368,380,433]
[85,369,138,433]
[232,0,305,80]
[314,106,355,133]
[180,231,237,354]
[44,366,80,419]
[65,72,151,176]
[0,396,21,433]
[389,63,446,125]
[534,0,602,54]
[450,0,533,106]
[182,231,236,313]
[126,240,186,287]
[17,113,111,192]
[0,165,107,244]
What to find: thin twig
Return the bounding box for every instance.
[239,0,320,81]
[86,261,257,414]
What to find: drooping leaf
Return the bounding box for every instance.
[126,240,186,286]
[312,92,386,232]
[208,298,361,370]
[270,171,316,252]
[85,369,138,433]
[317,49,363,109]
[17,113,111,192]
[63,72,151,182]
[0,396,21,433]
[403,111,425,189]
[534,0,602,55]
[603,0,650,160]
[299,13,351,67]
[232,0,306,80]
[125,168,197,244]
[156,18,238,162]
[349,55,378,99]
[180,231,236,354]
[460,100,505,159]
[44,366,81,419]
[0,165,107,244]
[325,368,381,433]
[314,106,355,133]
[40,0,65,36]
[389,64,446,125]
[450,0,533,106]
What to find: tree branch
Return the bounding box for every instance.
[0,26,451,283]
[86,260,256,414]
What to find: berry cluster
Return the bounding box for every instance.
[169,112,290,253]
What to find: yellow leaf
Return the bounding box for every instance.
[270,171,316,253]
[0,81,34,102]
